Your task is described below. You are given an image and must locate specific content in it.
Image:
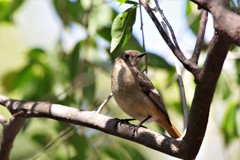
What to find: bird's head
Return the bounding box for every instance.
[116,50,147,69]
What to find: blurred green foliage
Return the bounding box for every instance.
[0,0,239,160]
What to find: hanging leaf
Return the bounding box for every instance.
[110,5,137,53]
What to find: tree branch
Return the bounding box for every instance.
[191,10,208,65]
[0,117,25,160]
[154,0,180,50]
[190,0,208,10]
[0,95,183,158]
[139,1,233,159]
[180,33,231,159]
[140,0,200,78]
[138,0,148,73]
[192,0,240,46]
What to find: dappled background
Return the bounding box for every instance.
[0,0,239,160]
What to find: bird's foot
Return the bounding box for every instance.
[113,118,136,131]
[130,124,147,138]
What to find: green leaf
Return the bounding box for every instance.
[53,0,84,25]
[1,49,53,99]
[97,27,112,42]
[110,5,137,53]
[0,0,24,22]
[185,2,201,36]
[117,0,138,5]
[236,59,240,85]
[222,101,240,145]
[148,53,174,70]
[68,41,81,80]
[69,131,88,160]
[81,63,96,107]
[31,133,51,146]
[117,0,127,4]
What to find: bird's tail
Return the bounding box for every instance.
[156,120,181,139]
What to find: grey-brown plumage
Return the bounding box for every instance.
[111,50,181,138]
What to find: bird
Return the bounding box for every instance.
[111,50,181,139]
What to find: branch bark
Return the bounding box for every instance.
[0,118,25,160]
[139,0,234,159]
[191,10,208,65]
[192,0,240,46]
[0,0,238,159]
[180,33,231,159]
[140,0,201,78]
[0,95,182,158]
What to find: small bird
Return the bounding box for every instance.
[111,50,181,138]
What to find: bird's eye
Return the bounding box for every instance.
[124,54,130,60]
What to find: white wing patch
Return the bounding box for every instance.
[151,88,160,95]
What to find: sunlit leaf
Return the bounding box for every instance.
[222,101,240,145]
[110,5,137,53]
[185,2,201,36]
[1,49,53,99]
[216,75,231,100]
[117,0,138,5]
[0,0,24,22]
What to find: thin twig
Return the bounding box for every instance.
[191,10,208,65]
[138,0,148,73]
[0,117,25,160]
[161,20,188,131]
[154,0,180,50]
[30,126,75,159]
[96,93,113,113]
[175,66,188,130]
[140,0,200,78]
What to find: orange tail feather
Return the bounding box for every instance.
[156,120,181,139]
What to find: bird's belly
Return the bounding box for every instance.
[113,89,156,122]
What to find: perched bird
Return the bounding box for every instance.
[111,50,181,138]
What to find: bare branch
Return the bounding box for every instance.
[180,33,231,159]
[0,117,25,160]
[138,0,148,73]
[191,10,208,65]
[159,14,188,131]
[0,95,183,158]
[154,0,180,50]
[175,66,188,131]
[190,0,208,10]
[96,93,112,113]
[192,0,240,46]
[140,0,200,78]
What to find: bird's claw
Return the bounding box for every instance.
[130,124,147,138]
[113,118,135,131]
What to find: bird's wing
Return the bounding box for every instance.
[136,71,171,124]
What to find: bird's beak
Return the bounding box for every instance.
[137,52,147,58]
